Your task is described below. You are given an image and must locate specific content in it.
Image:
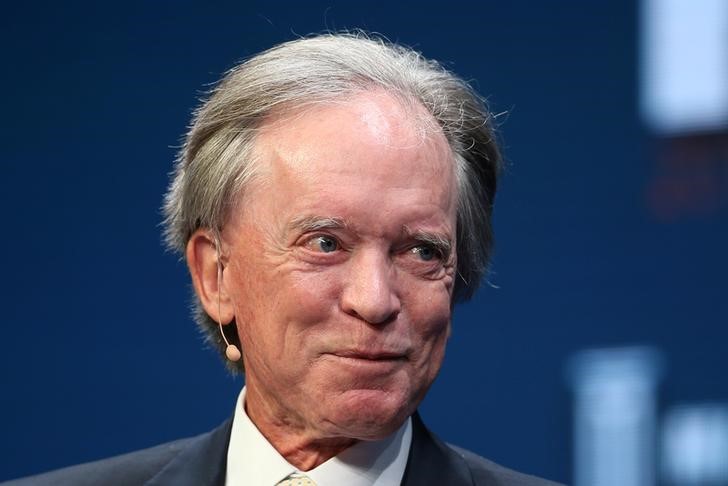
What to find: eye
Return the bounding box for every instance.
[412,245,440,262]
[306,235,340,253]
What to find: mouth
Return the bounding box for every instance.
[328,350,407,362]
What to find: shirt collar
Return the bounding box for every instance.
[226,387,412,486]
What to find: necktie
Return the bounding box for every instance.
[275,472,317,486]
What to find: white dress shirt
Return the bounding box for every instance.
[225,387,412,486]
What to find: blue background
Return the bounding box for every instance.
[2,1,727,484]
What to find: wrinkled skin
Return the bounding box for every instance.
[191,91,458,469]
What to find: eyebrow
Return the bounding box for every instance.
[288,215,348,233]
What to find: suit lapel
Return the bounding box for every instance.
[401,413,474,486]
[146,418,232,486]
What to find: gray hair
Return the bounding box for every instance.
[163,33,502,372]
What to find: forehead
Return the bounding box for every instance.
[254,91,454,185]
[233,90,457,234]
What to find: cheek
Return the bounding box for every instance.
[286,268,342,321]
[403,280,452,357]
[235,267,342,349]
[225,254,287,357]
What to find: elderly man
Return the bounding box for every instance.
[5,34,561,486]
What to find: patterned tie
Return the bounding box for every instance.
[275,472,317,486]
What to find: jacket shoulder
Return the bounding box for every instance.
[2,437,193,486]
[448,444,564,486]
[407,413,564,486]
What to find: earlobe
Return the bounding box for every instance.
[186,230,235,325]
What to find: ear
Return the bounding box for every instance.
[186,229,235,325]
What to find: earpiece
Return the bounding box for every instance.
[216,251,241,362]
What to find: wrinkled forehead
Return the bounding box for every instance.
[251,90,455,180]
[220,89,459,231]
[259,89,449,153]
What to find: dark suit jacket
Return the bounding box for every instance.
[3,414,562,485]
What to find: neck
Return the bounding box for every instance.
[244,387,358,471]
[270,435,357,471]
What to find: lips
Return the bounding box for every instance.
[330,349,407,361]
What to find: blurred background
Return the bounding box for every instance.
[2,1,727,484]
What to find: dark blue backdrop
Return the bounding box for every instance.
[2,2,726,484]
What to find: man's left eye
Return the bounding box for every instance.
[308,235,339,253]
[412,245,440,262]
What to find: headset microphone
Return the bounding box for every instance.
[217,256,241,362]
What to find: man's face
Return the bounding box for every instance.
[221,91,457,441]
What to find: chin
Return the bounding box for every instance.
[322,388,414,440]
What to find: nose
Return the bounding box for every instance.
[340,249,401,325]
